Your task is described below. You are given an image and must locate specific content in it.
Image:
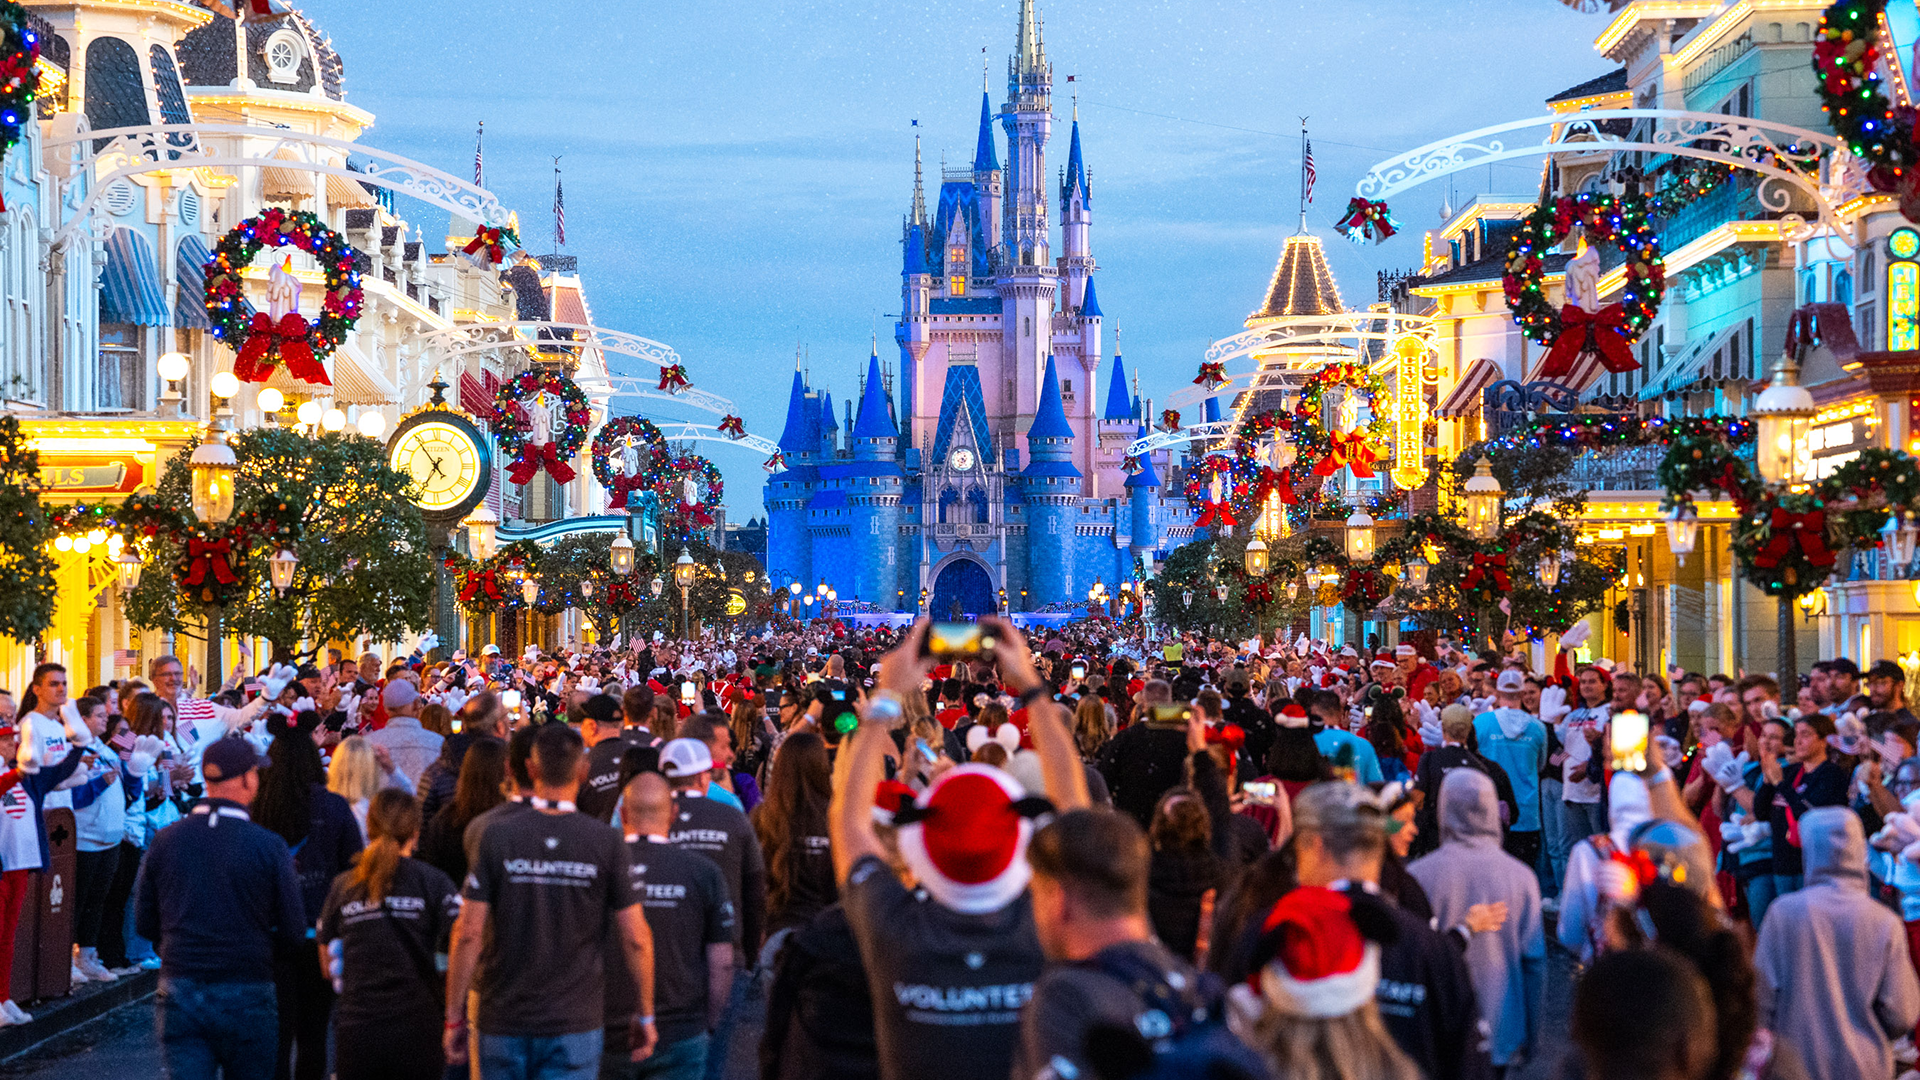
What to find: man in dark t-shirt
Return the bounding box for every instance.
[605,772,734,1078]
[578,694,630,822]
[445,724,658,1075]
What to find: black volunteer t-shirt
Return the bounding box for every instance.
[604,837,734,1050]
[465,808,637,1037]
[771,831,837,933]
[667,793,767,949]
[579,740,630,822]
[318,858,462,1027]
[841,854,1043,1080]
[1010,939,1193,1080]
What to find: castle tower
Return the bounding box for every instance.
[899,137,933,429]
[1023,355,1081,604]
[1060,110,1093,313]
[764,366,819,592]
[1000,0,1058,437]
[973,77,1002,260]
[849,350,905,607]
[1127,421,1160,565]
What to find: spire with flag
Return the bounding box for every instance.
[553,158,565,250]
[1299,117,1315,233]
[474,121,484,187]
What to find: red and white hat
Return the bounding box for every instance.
[893,764,1050,914]
[1245,886,1391,1019]
[1276,703,1310,729]
[871,779,916,826]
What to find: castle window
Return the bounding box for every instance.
[949,276,965,296]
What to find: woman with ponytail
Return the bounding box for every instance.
[318,788,461,1080]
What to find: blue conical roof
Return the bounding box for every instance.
[1029,354,1074,440]
[1080,275,1103,320]
[973,91,999,173]
[1126,424,1160,488]
[776,369,815,454]
[1102,355,1132,421]
[852,352,897,439]
[820,391,837,431]
[903,221,928,276]
[1061,119,1089,206]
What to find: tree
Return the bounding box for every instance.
[124,428,434,655]
[0,416,55,641]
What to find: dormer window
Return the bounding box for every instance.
[264,28,304,85]
[949,275,965,296]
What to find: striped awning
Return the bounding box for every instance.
[459,370,492,414]
[1639,324,1744,401]
[1435,358,1504,418]
[261,148,313,201]
[1536,351,1609,397]
[330,344,396,406]
[326,171,377,209]
[174,233,213,330]
[99,228,169,327]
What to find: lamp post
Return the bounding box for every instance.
[1461,456,1505,652]
[115,547,143,594]
[1752,345,1819,679]
[609,532,635,576]
[674,548,696,641]
[463,506,498,561]
[157,352,190,417]
[268,549,299,596]
[187,375,241,692]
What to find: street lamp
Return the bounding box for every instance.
[189,428,237,525]
[463,506,499,561]
[919,586,929,611]
[650,575,664,599]
[521,577,539,606]
[268,548,299,595]
[1887,513,1920,576]
[1666,509,1699,566]
[1244,536,1270,577]
[1463,456,1503,541]
[1753,351,1816,485]
[1214,582,1229,603]
[581,578,595,599]
[1344,510,1376,563]
[115,548,142,593]
[1538,549,1563,590]
[675,548,696,640]
[321,407,347,433]
[1182,589,1194,609]
[157,352,190,415]
[609,532,635,576]
[256,387,284,417]
[1406,555,1429,589]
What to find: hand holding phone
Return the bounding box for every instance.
[1609,711,1650,774]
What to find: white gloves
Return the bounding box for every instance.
[259,663,298,702]
[418,632,440,655]
[1702,742,1751,792]
[126,734,164,778]
[1872,813,1920,862]
[60,700,91,749]
[1559,622,1592,650]
[1414,701,1442,747]
[1538,685,1570,726]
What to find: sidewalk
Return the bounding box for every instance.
[0,972,156,1063]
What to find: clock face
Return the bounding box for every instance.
[390,419,485,513]
[950,447,975,472]
[1892,227,1920,261]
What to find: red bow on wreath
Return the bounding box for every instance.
[718,415,747,440]
[1335,197,1399,244]
[1193,362,1228,390]
[1263,467,1299,505]
[1751,508,1836,570]
[235,312,328,385]
[1245,580,1274,606]
[676,501,715,528]
[1159,409,1182,433]
[459,568,503,605]
[183,537,239,589]
[1539,304,1639,378]
[1196,500,1237,530]
[607,475,647,510]
[658,365,691,394]
[1314,431,1377,479]
[1462,552,1512,595]
[507,442,578,486]
[462,226,518,266]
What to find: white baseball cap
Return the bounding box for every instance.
[659,738,714,779]
[1495,669,1526,695]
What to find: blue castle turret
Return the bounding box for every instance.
[1024,355,1082,603]
[1127,422,1159,564]
[765,367,819,592]
[847,350,905,608]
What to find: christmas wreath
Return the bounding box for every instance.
[443,540,543,614]
[589,416,668,509]
[1295,362,1390,481]
[204,208,364,384]
[109,491,301,607]
[0,1,39,211]
[1813,0,1920,218]
[1502,193,1664,380]
[490,369,592,486]
[651,454,724,531]
[1182,453,1264,533]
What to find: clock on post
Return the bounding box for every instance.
[388,376,493,657]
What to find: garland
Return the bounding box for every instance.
[1813,0,1920,215]
[490,369,592,486]
[443,540,543,614]
[60,491,302,607]
[1501,193,1664,379]
[0,2,39,212]
[204,208,363,384]
[651,455,724,534]
[1476,414,1755,463]
[589,416,668,509]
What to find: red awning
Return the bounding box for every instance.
[1435,358,1504,418]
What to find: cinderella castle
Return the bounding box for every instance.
[763,0,1206,617]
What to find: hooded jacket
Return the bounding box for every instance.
[1407,769,1545,1066]
[1555,772,1652,962]
[1755,807,1920,1080]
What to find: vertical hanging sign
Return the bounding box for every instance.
[1390,335,1428,490]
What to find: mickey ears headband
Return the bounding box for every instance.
[891,794,1056,828]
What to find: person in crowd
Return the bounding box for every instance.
[1752,714,1848,898]
[1145,787,1219,962]
[317,788,461,1080]
[1756,806,1920,1080]
[135,737,305,1080]
[100,691,178,975]
[1408,768,1545,1076]
[753,730,837,947]
[1471,670,1548,870]
[417,738,507,885]
[1867,660,1919,730]
[364,680,441,787]
[578,693,632,822]
[69,692,133,984]
[1571,949,1719,1080]
[0,681,92,1024]
[609,771,734,1080]
[417,691,505,823]
[1557,666,1612,871]
[1097,678,1188,827]
[1307,689,1383,785]
[444,723,658,1077]
[1412,704,1516,859]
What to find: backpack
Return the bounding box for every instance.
[1075,946,1270,1080]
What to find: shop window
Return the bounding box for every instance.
[84,38,150,150]
[98,325,140,411]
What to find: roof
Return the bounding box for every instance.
[545,281,592,325]
[931,363,994,464]
[1247,234,1344,324]
[851,353,898,440]
[931,180,992,280]
[1417,250,1570,289]
[820,391,838,432]
[973,90,999,172]
[1547,68,1627,104]
[178,7,346,101]
[776,370,818,454]
[1061,119,1089,207]
[1028,354,1074,440]
[1102,354,1132,420]
[1126,424,1159,488]
[903,221,929,276]
[1079,275,1103,319]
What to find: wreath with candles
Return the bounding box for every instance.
[0,1,40,207]
[1813,0,1920,217]
[1292,362,1390,481]
[204,208,364,384]
[442,540,544,614]
[589,416,669,510]
[1502,193,1664,379]
[651,454,725,531]
[490,369,592,487]
[1182,453,1266,533]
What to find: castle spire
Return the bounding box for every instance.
[852,351,898,440]
[1061,115,1088,207]
[973,89,999,173]
[776,368,815,455]
[1029,354,1074,441]
[1102,352,1132,421]
[1014,0,1046,82]
[910,134,928,228]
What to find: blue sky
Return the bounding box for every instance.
[305,0,1615,516]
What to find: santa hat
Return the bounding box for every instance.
[1277,703,1310,729]
[893,765,1052,914]
[872,779,917,826]
[1243,886,1398,1020]
[1394,643,1416,659]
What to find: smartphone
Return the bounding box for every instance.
[916,738,937,765]
[1148,704,1193,727]
[1070,662,1087,681]
[830,687,848,702]
[1243,780,1277,805]
[680,681,697,704]
[500,689,522,717]
[1610,710,1650,773]
[924,622,997,659]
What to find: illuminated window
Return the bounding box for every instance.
[949,276,965,296]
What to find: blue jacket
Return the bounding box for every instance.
[134,798,306,985]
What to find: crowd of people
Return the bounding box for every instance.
[10,615,1920,1080]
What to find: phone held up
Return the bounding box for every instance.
[922,622,997,661]
[1609,710,1650,774]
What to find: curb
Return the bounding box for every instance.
[0,970,156,1061]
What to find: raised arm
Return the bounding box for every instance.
[985,618,1088,811]
[830,623,931,884]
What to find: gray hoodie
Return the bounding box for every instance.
[1406,768,1545,1067]
[1756,807,1920,1080]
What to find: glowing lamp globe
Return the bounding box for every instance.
[1667,510,1700,565]
[1345,509,1376,563]
[356,411,386,438]
[674,548,696,590]
[1244,536,1269,578]
[1752,356,1816,484]
[609,533,635,576]
[463,506,498,560]
[521,577,539,605]
[115,549,142,592]
[156,352,191,384]
[256,387,284,414]
[1462,456,1504,541]
[209,370,240,401]
[268,548,299,594]
[189,432,238,524]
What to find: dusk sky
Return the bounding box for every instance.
[304,0,1615,515]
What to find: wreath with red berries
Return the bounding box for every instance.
[1814,0,1920,216]
[204,208,364,384]
[0,1,42,191]
[651,454,724,533]
[1502,193,1664,350]
[589,416,669,509]
[490,369,592,486]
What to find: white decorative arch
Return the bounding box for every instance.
[650,421,780,458]
[414,320,741,417]
[1166,312,1435,409]
[1124,420,1240,460]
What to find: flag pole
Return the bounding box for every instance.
[1298,117,1308,235]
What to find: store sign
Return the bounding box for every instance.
[1890,260,1919,352]
[1389,335,1427,490]
[1808,403,1873,480]
[725,588,747,617]
[37,454,146,496]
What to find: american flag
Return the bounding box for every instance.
[554,169,566,247]
[473,121,484,186]
[112,649,138,668]
[1304,138,1316,204]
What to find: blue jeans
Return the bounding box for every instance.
[701,968,747,1080]
[157,976,279,1080]
[601,1033,708,1080]
[1744,870,1780,929]
[1772,873,1804,901]
[479,1030,603,1080]
[1538,778,1567,896]
[1560,800,1607,864]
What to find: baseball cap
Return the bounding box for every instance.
[382,680,419,710]
[296,663,322,681]
[1495,669,1526,695]
[480,644,501,656]
[659,738,714,779]
[202,736,268,782]
[1869,660,1907,683]
[580,694,621,727]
